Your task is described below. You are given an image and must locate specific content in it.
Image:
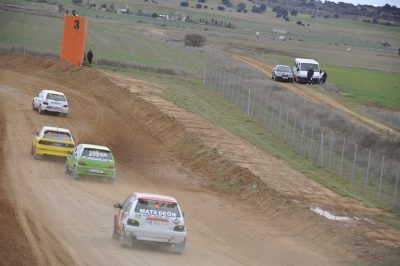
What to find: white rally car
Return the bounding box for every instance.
[32,89,68,116]
[113,192,187,254]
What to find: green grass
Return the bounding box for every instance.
[325,65,400,108]
[99,65,397,210]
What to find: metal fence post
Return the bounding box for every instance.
[300,117,305,154]
[291,116,297,145]
[339,138,346,176]
[351,143,358,184]
[328,133,334,170]
[308,124,315,160]
[394,163,400,210]
[364,149,372,191]
[318,130,324,166]
[378,156,385,198]
[284,110,289,140]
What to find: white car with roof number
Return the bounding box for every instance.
[32,89,68,116]
[113,192,187,254]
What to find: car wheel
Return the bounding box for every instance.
[30,145,34,155]
[73,165,80,180]
[38,105,43,114]
[31,101,36,111]
[120,227,132,247]
[65,162,71,174]
[174,239,186,254]
[112,220,119,240]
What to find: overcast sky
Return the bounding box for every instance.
[326,0,399,7]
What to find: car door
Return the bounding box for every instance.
[33,91,42,109]
[116,195,135,233]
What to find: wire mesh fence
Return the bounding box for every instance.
[204,63,400,211]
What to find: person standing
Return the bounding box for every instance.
[322,71,328,84]
[87,49,93,65]
[307,67,314,85]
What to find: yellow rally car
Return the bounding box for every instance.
[31,126,75,159]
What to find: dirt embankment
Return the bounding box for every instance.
[0,52,399,265]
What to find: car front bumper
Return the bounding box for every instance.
[125,226,186,244]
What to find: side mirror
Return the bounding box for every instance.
[113,203,122,209]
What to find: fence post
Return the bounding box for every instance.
[247,88,251,116]
[284,110,289,140]
[278,107,282,133]
[378,156,385,198]
[318,130,324,166]
[364,149,372,191]
[339,137,346,176]
[291,116,297,145]
[241,84,246,111]
[351,143,358,184]
[271,101,275,129]
[24,35,27,55]
[203,63,206,84]
[394,163,400,210]
[300,117,306,154]
[328,133,334,170]
[308,124,315,160]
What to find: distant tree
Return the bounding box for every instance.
[152,12,158,18]
[71,0,82,5]
[198,0,206,2]
[204,5,208,9]
[196,3,202,8]
[217,5,225,11]
[333,13,339,19]
[222,0,233,8]
[237,3,246,12]
[184,34,206,47]
[290,9,298,16]
[180,1,189,7]
[109,3,115,12]
[259,3,266,12]
[251,6,261,13]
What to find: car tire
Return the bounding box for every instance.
[73,165,80,180]
[65,162,71,174]
[120,227,132,247]
[174,239,186,254]
[112,220,119,240]
[38,105,43,114]
[31,101,36,111]
[30,145,34,155]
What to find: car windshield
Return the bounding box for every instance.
[46,93,66,102]
[300,63,319,72]
[277,66,291,72]
[44,131,72,141]
[82,148,113,161]
[135,199,181,218]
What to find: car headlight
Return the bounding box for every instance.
[174,225,185,232]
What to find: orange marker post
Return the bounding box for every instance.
[60,15,87,66]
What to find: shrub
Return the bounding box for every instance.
[184,34,206,47]
[180,1,189,7]
[217,5,225,11]
[196,3,202,8]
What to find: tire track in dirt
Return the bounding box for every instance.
[231,53,400,138]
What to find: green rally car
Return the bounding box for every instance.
[65,144,116,183]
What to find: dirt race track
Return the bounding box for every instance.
[0,52,399,266]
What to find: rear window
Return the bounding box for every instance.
[135,199,181,218]
[277,66,291,72]
[82,148,113,161]
[46,93,66,101]
[44,131,72,141]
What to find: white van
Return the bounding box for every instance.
[292,58,321,84]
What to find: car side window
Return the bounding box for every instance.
[122,195,134,211]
